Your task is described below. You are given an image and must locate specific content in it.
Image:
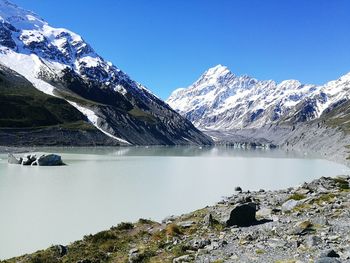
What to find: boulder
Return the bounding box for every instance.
[226,202,257,227]
[281,199,299,212]
[55,244,67,257]
[7,153,22,164]
[34,154,64,166]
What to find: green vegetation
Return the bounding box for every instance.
[165,223,182,237]
[287,193,306,201]
[2,207,222,263]
[114,222,134,231]
[293,203,312,212]
[0,66,94,131]
[320,100,350,134]
[334,177,350,190]
[311,193,336,205]
[3,220,161,263]
[128,107,157,124]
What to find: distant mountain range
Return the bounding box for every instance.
[0,0,212,146]
[167,64,350,130]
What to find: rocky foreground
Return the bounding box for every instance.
[3,176,350,263]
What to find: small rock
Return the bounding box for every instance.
[234,186,242,194]
[320,249,340,258]
[178,221,195,228]
[292,220,314,235]
[203,213,214,227]
[76,260,92,263]
[162,215,176,224]
[295,188,311,195]
[256,208,272,219]
[191,239,211,250]
[173,254,193,263]
[128,248,141,263]
[305,235,322,247]
[236,195,252,204]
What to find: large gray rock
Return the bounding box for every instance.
[281,199,299,212]
[33,154,64,166]
[7,153,22,164]
[226,202,257,227]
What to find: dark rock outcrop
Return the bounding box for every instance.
[226,202,257,227]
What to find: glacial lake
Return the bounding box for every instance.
[0,146,349,259]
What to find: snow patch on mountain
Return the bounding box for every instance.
[67,101,131,145]
[0,49,56,95]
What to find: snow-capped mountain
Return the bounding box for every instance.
[0,0,212,145]
[167,64,350,130]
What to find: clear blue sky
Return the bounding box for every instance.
[13,0,350,99]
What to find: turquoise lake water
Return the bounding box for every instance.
[0,146,349,259]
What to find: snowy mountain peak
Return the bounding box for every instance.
[167,65,350,130]
[203,64,231,78]
[0,0,139,94]
[0,0,212,145]
[0,0,45,29]
[277,80,302,89]
[194,64,235,87]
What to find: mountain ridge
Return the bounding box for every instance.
[0,0,212,146]
[167,64,350,130]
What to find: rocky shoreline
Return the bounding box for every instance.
[204,123,350,167]
[3,175,350,263]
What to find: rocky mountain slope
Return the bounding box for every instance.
[0,64,122,146]
[3,176,350,262]
[0,0,212,146]
[167,65,350,130]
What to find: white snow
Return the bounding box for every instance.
[0,49,56,95]
[167,65,350,130]
[0,0,163,144]
[79,56,101,68]
[67,101,131,145]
